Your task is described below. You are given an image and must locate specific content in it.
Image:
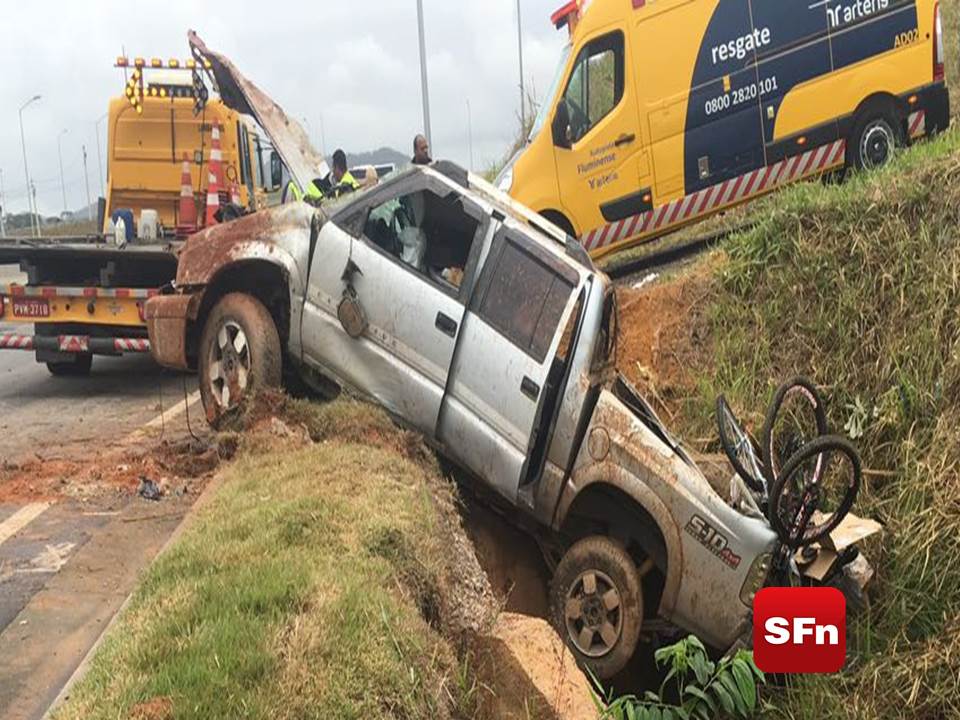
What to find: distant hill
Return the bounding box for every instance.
[347,147,409,170]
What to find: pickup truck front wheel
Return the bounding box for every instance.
[199,293,281,429]
[549,536,643,680]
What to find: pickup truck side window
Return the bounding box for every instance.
[476,235,576,363]
[361,188,480,296]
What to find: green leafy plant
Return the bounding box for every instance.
[592,636,765,720]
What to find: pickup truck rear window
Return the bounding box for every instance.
[477,238,575,363]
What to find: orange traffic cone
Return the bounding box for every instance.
[204,122,224,227]
[176,154,197,238]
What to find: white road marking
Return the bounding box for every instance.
[19,542,76,574]
[0,503,50,548]
[139,390,203,433]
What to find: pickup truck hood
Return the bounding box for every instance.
[188,30,328,191]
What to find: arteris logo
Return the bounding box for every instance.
[810,0,891,29]
[684,515,742,569]
[753,587,847,673]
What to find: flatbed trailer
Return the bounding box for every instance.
[0,237,179,375]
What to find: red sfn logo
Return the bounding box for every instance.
[753,587,846,674]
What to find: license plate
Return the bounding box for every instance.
[12,298,50,318]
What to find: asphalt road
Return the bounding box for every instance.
[0,264,206,719]
[0,264,197,466]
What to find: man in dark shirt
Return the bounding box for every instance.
[412,134,432,165]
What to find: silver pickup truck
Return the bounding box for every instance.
[146,35,780,679]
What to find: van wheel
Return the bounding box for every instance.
[198,293,281,429]
[549,536,643,680]
[849,109,902,171]
[46,354,93,377]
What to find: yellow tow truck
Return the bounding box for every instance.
[0,52,277,375]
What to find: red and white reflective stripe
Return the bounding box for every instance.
[580,139,847,252]
[2,284,159,299]
[114,338,151,352]
[908,110,926,139]
[59,335,89,353]
[0,334,150,353]
[0,334,33,350]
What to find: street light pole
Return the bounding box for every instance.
[416,0,432,148]
[57,129,69,216]
[517,0,526,130]
[82,145,93,222]
[0,168,6,237]
[466,99,474,172]
[95,113,107,197]
[19,94,41,237]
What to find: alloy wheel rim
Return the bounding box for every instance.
[860,120,895,169]
[208,321,251,411]
[564,569,624,658]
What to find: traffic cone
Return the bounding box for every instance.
[176,153,197,238]
[204,122,224,227]
[230,180,241,207]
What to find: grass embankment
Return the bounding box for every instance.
[53,398,494,720]
[665,129,960,719]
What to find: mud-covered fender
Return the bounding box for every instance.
[176,203,317,296]
[555,460,684,619]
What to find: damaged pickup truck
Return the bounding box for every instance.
[147,34,868,679]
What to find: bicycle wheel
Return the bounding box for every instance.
[768,435,861,548]
[716,396,766,493]
[761,378,829,484]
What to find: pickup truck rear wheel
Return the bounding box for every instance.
[199,293,281,429]
[549,536,643,680]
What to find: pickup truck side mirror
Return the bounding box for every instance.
[552,101,572,150]
[270,151,283,189]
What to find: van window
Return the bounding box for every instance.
[478,238,575,362]
[561,32,625,143]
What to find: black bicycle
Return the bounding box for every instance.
[717,379,861,551]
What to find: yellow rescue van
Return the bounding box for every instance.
[498,0,950,258]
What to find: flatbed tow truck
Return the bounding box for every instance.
[0,52,275,375]
[0,238,175,374]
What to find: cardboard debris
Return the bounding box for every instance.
[797,513,882,585]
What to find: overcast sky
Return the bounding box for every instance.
[0,0,567,217]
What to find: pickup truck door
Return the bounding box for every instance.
[438,225,583,504]
[300,176,487,436]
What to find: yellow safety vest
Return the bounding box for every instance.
[340,171,360,190]
[283,180,324,204]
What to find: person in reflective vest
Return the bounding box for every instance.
[330,149,360,197]
[282,179,324,204]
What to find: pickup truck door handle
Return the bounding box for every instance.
[614,133,636,147]
[521,376,541,401]
[435,312,458,338]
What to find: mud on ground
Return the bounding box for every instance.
[0,434,219,505]
[616,263,715,424]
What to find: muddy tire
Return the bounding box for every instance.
[549,536,643,680]
[198,293,281,429]
[46,354,93,377]
[849,107,903,171]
